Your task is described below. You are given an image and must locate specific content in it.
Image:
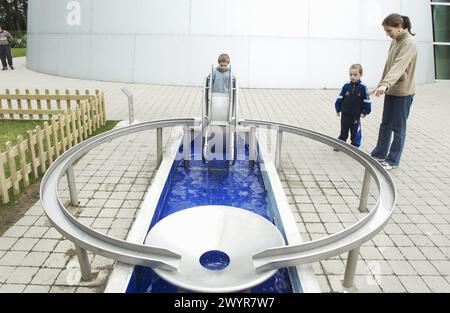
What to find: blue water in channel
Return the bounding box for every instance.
[126,143,293,293]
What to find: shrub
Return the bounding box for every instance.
[9,32,27,48]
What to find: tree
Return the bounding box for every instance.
[0,0,28,32]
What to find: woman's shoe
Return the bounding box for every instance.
[2,67,6,71]
[380,161,397,171]
[371,155,385,162]
[9,66,14,70]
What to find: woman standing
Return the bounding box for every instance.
[370,13,417,170]
[0,26,14,70]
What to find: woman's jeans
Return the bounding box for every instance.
[371,94,414,166]
[0,44,13,68]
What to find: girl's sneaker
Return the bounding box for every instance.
[380,161,397,170]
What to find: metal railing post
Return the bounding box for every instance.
[75,245,92,281]
[358,169,372,213]
[121,87,135,125]
[275,130,283,169]
[343,247,360,288]
[157,128,163,167]
[66,166,79,206]
[183,126,190,168]
[249,126,256,167]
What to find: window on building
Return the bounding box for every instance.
[432,1,450,79]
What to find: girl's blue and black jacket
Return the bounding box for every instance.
[335,81,372,116]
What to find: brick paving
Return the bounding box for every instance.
[0,57,449,293]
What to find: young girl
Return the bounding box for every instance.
[370,14,417,170]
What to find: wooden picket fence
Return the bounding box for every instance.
[0,89,107,204]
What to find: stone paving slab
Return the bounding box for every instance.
[0,58,449,293]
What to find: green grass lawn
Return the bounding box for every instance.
[0,120,44,151]
[0,119,119,211]
[12,48,26,58]
[0,120,119,151]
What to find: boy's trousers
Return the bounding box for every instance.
[0,45,13,68]
[339,114,362,148]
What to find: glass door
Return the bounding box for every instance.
[432,1,450,79]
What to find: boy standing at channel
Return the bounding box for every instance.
[335,64,371,148]
[209,53,235,122]
[211,53,233,94]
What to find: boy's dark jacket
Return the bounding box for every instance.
[335,81,372,116]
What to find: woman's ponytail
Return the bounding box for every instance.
[401,15,415,36]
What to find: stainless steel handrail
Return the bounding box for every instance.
[239,119,396,274]
[40,117,396,291]
[202,65,238,164]
[40,119,196,272]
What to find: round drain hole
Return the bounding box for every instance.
[199,250,230,271]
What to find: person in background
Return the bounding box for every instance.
[0,26,14,70]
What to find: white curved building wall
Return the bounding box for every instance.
[27,0,435,88]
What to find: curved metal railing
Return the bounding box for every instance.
[40,117,396,291]
[40,119,196,272]
[239,120,396,272]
